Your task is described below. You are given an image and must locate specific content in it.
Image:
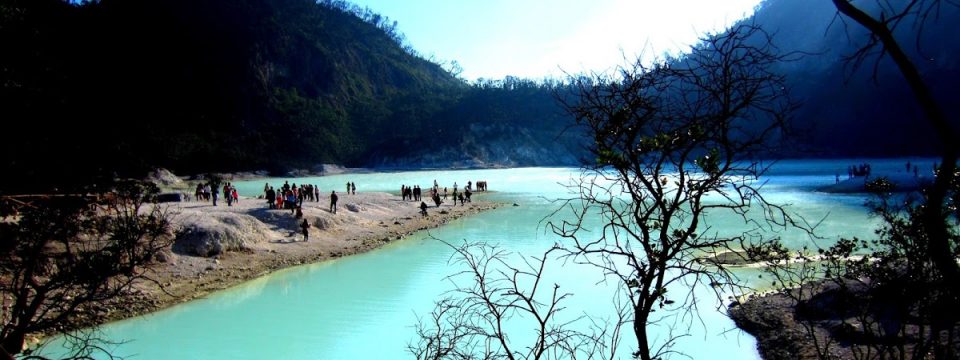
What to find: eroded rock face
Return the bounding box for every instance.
[368,124,583,169]
[173,212,272,257]
[175,225,230,256]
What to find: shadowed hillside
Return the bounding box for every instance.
[3,0,959,193]
[751,0,960,157]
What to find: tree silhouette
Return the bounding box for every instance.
[551,24,800,360]
[1,181,171,358]
[409,241,623,360]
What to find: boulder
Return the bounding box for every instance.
[146,168,183,186]
[157,192,185,203]
[173,212,272,257]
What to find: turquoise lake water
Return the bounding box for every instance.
[40,159,930,359]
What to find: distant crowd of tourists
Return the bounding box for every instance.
[256,180,357,241]
[193,182,239,206]
[904,160,923,177]
[263,181,322,211]
[402,179,488,217]
[259,181,360,215]
[189,176,488,236]
[189,177,486,216]
[836,160,935,184]
[847,163,873,178]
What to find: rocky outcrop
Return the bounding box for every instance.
[729,281,909,360]
[146,168,183,186]
[172,212,273,256]
[729,290,823,359]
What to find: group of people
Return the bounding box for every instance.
[261,180,349,215]
[264,181,322,212]
[904,160,922,177]
[837,161,931,184]
[258,180,356,241]
[401,185,423,201]
[185,176,492,237]
[193,182,239,206]
[405,179,487,217]
[847,163,873,178]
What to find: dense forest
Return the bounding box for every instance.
[1,0,958,193]
[0,0,581,192]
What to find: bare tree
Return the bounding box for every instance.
[830,0,960,291]
[409,241,625,360]
[1,180,171,359]
[742,2,960,358]
[550,24,800,360]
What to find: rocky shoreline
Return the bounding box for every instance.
[727,279,946,359]
[729,286,842,359]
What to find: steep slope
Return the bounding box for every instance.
[749,0,960,157]
[0,0,468,191]
[5,0,957,194]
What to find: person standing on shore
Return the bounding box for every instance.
[288,191,297,214]
[351,182,356,195]
[211,184,219,206]
[330,190,338,214]
[223,183,232,206]
[266,186,276,209]
[300,218,310,241]
[314,184,320,202]
[297,185,305,208]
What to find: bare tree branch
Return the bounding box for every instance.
[552,23,808,360]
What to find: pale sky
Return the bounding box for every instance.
[347,0,765,81]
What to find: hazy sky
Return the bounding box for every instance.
[347,0,765,81]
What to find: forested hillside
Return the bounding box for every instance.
[0,0,581,192]
[1,0,456,190]
[3,0,959,193]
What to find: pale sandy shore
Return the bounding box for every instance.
[60,191,500,334]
